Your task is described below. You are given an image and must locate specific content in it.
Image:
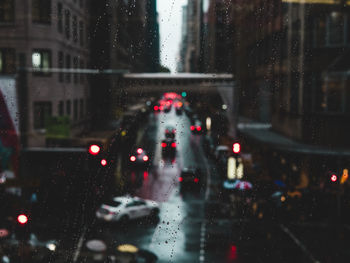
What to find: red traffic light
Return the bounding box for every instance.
[89,144,101,155]
[101,159,107,166]
[331,174,338,182]
[17,214,28,225]
[233,143,241,154]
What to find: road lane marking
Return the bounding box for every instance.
[199,222,207,263]
[73,226,87,263]
[280,224,320,263]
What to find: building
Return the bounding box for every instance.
[89,0,160,127]
[179,0,203,72]
[177,5,188,72]
[203,0,234,73]
[0,0,91,147]
[232,0,350,186]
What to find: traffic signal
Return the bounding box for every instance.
[181,91,187,97]
[87,143,108,169]
[233,142,241,154]
[88,144,101,155]
[341,169,349,184]
[15,213,30,241]
[330,174,338,182]
[17,214,28,225]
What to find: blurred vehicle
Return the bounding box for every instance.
[129,148,150,166]
[96,196,160,222]
[179,168,204,190]
[165,125,176,139]
[214,145,229,160]
[190,120,203,134]
[163,102,172,113]
[174,100,183,115]
[161,138,176,158]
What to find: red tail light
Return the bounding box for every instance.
[161,142,167,148]
[154,105,159,111]
[101,159,107,166]
[190,126,195,131]
[194,178,199,183]
[130,156,136,162]
[143,155,149,162]
[137,148,143,154]
[179,177,183,182]
[171,142,176,148]
[196,126,202,131]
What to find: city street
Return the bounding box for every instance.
[67,105,350,263]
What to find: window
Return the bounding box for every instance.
[33,102,52,129]
[32,50,51,74]
[73,99,78,121]
[79,60,84,83]
[0,48,15,74]
[327,12,345,46]
[313,16,326,47]
[65,54,71,82]
[73,15,78,43]
[79,21,84,46]
[58,101,64,116]
[0,0,14,23]
[58,51,64,82]
[66,100,71,115]
[32,0,51,24]
[73,56,78,83]
[321,78,346,113]
[57,2,63,32]
[79,99,84,118]
[65,9,70,39]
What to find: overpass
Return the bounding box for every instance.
[119,73,238,138]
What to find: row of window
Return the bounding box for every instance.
[34,98,86,129]
[57,51,86,84]
[313,12,350,47]
[0,48,86,84]
[0,1,85,47]
[57,2,85,46]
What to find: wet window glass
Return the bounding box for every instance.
[1,1,350,262]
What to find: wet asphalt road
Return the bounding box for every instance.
[75,107,350,263]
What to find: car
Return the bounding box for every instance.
[214,145,229,160]
[174,100,183,115]
[163,103,172,113]
[129,148,150,166]
[190,120,203,134]
[96,196,160,223]
[165,125,176,139]
[179,168,204,190]
[161,138,176,157]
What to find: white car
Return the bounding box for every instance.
[96,196,160,222]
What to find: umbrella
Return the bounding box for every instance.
[233,180,253,190]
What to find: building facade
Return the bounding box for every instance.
[231,0,350,186]
[178,0,203,72]
[0,0,91,147]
